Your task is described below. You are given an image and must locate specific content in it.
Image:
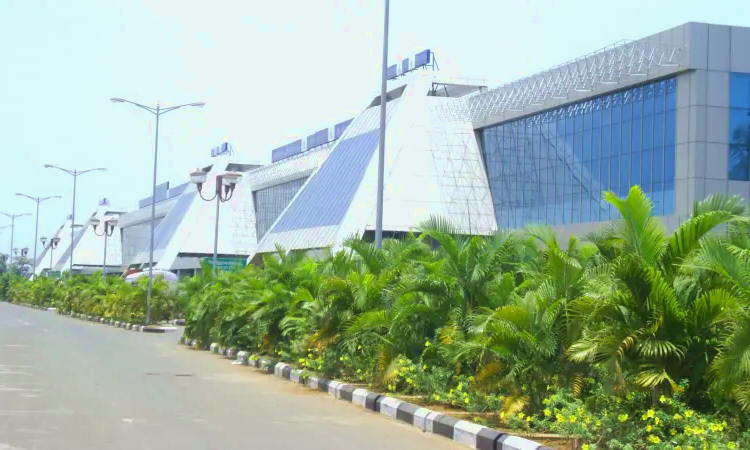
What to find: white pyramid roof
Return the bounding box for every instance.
[251,72,497,257]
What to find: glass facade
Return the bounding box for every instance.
[729,73,750,181]
[480,77,676,229]
[253,177,308,239]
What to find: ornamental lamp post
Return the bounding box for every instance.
[189,169,242,274]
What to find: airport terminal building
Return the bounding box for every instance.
[42,22,750,273]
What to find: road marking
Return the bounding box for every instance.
[14,319,31,326]
[4,345,27,348]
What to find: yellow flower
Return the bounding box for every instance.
[685,410,694,418]
[648,435,661,444]
[728,442,736,449]
[670,429,677,436]
[582,445,590,450]
[339,356,344,361]
[618,414,629,423]
[569,416,577,423]
[357,345,362,350]
[424,341,431,347]
[646,409,655,419]
[543,398,551,405]
[556,414,565,423]
[464,397,470,404]
[595,420,602,427]
[526,416,532,422]
[684,426,692,435]
[518,413,525,419]
[659,394,668,403]
[423,365,428,370]
[646,425,652,432]
[674,413,683,420]
[468,376,475,382]
[544,409,551,416]
[299,358,305,363]
[654,417,661,425]
[457,383,463,391]
[406,378,412,384]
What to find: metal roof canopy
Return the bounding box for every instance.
[437,40,684,122]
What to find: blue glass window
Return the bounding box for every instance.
[480,76,677,229]
[729,74,750,180]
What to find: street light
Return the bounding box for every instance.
[16,193,62,274]
[44,165,106,273]
[90,217,118,280]
[375,0,390,250]
[1,213,31,265]
[189,169,242,274]
[111,97,205,324]
[41,236,61,275]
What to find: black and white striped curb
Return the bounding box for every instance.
[57,311,179,333]
[184,338,549,450]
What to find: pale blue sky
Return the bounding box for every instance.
[1,0,749,258]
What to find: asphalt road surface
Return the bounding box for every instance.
[0,302,461,450]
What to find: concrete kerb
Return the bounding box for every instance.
[181,339,545,450]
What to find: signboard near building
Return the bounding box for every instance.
[202,257,247,273]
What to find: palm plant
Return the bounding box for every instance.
[568,186,747,408]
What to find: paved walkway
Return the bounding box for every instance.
[0,302,460,450]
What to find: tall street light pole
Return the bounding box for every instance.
[189,169,242,275]
[110,98,205,324]
[15,194,62,274]
[90,217,118,280]
[44,166,106,273]
[0,213,31,266]
[375,0,390,250]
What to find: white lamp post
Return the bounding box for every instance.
[189,170,242,274]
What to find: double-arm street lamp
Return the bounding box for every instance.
[44,165,106,273]
[1,213,31,265]
[89,217,118,280]
[40,236,62,274]
[16,194,61,274]
[111,97,204,324]
[189,169,242,274]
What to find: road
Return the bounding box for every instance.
[0,302,461,450]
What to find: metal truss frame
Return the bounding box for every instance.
[438,40,684,122]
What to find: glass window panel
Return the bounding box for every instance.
[644,90,654,117]
[666,80,677,111]
[655,81,665,114]
[583,129,591,161]
[622,101,632,121]
[612,122,621,155]
[643,115,653,150]
[602,125,611,157]
[730,73,750,109]
[613,102,621,124]
[654,113,665,149]
[729,109,750,181]
[601,157,610,186]
[592,127,601,159]
[653,147,664,183]
[633,92,643,119]
[479,76,675,228]
[621,153,631,188]
[610,156,619,189]
[640,150,652,188]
